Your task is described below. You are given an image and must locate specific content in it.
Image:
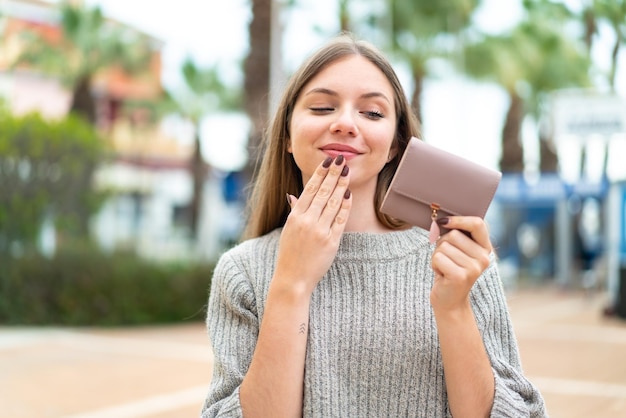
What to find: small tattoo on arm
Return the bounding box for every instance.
[299,323,306,334]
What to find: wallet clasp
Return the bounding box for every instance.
[430,203,441,221]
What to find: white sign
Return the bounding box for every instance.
[551,90,626,138]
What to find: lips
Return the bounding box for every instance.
[320,144,362,159]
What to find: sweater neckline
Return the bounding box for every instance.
[335,227,430,262]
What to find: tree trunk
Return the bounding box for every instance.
[189,128,207,241]
[339,0,350,32]
[579,143,587,178]
[242,0,273,188]
[582,7,596,53]
[411,69,424,126]
[539,132,559,172]
[609,33,621,91]
[71,76,97,124]
[499,92,525,173]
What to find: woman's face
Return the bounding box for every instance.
[288,55,397,193]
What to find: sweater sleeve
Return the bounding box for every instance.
[201,250,259,418]
[470,261,548,418]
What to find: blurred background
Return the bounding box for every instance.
[1,0,626,327]
[1,1,626,417]
[2,0,626,325]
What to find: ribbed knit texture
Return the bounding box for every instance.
[201,227,547,417]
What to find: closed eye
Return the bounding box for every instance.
[310,107,334,114]
[362,110,384,120]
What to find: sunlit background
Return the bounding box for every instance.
[1,1,626,417]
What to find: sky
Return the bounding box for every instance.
[78,0,626,179]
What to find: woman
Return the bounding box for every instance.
[201,33,546,417]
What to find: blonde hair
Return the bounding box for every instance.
[243,33,421,240]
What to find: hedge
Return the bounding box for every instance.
[0,108,108,250]
[0,247,214,326]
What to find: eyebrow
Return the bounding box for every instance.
[304,87,391,104]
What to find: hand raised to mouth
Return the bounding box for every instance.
[276,154,351,294]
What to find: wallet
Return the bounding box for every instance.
[380,137,502,236]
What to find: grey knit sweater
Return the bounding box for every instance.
[201,227,546,417]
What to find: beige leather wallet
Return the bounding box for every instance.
[380,137,502,234]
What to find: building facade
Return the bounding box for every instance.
[0,0,231,261]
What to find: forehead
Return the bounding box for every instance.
[301,55,394,96]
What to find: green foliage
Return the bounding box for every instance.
[463,2,591,116]
[12,1,156,123]
[393,0,480,37]
[591,0,626,31]
[0,248,213,325]
[126,57,242,139]
[0,109,108,252]
[167,57,243,124]
[592,0,626,88]
[14,1,154,87]
[384,0,484,119]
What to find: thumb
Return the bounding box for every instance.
[286,193,297,209]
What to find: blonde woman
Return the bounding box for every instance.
[201,33,546,418]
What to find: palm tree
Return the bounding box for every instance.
[338,0,350,32]
[576,0,625,178]
[12,1,155,124]
[152,59,241,240]
[243,0,273,188]
[592,0,626,91]
[387,0,482,123]
[464,3,590,173]
[464,34,526,172]
[582,0,599,52]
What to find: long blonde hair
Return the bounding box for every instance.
[243,33,421,240]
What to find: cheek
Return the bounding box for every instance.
[371,126,396,158]
[288,118,322,158]
[290,115,323,142]
[290,153,316,189]
[287,122,318,184]
[368,136,397,174]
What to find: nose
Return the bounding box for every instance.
[329,108,359,136]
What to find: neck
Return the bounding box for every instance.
[344,188,391,233]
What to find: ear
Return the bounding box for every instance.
[286,137,293,154]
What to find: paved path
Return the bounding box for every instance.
[506,287,626,418]
[0,323,212,417]
[0,286,625,417]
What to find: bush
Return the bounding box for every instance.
[0,247,214,326]
[0,109,108,253]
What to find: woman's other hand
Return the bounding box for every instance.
[430,216,493,313]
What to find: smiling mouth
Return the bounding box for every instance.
[320,146,361,159]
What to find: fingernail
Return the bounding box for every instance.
[340,165,349,176]
[322,156,333,168]
[334,155,344,165]
[344,189,351,199]
[436,217,449,226]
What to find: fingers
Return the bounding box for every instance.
[431,216,492,284]
[294,156,334,211]
[288,186,352,232]
[432,238,489,283]
[438,216,492,253]
[292,155,351,227]
[330,188,352,233]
